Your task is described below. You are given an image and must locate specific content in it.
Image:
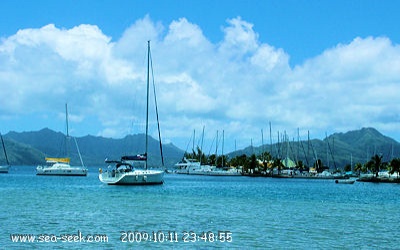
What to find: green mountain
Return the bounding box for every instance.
[0,137,45,165]
[227,127,400,169]
[4,128,184,167]
[3,127,399,169]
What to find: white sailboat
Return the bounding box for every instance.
[174,130,241,176]
[175,157,202,174]
[99,41,164,185]
[0,133,10,173]
[36,104,87,176]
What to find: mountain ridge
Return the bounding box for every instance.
[3,128,184,167]
[1,127,399,169]
[227,127,400,168]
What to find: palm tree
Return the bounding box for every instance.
[184,146,207,164]
[273,157,283,175]
[229,154,249,172]
[344,164,352,173]
[297,160,304,173]
[314,159,324,173]
[389,158,400,179]
[368,154,383,177]
[216,155,228,168]
[354,162,363,176]
[258,151,272,173]
[249,154,258,172]
[207,154,216,166]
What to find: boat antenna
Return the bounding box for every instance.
[145,41,150,169]
[0,133,10,165]
[149,42,164,167]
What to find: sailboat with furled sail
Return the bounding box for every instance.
[36,104,87,176]
[0,133,10,173]
[98,41,164,185]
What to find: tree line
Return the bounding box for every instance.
[183,147,400,177]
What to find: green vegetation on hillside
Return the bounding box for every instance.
[2,127,399,170]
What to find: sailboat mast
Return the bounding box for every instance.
[215,130,218,158]
[193,129,195,153]
[269,122,273,157]
[65,103,69,138]
[65,103,70,158]
[1,133,10,165]
[145,41,150,169]
[200,125,205,164]
[261,129,264,163]
[222,130,224,168]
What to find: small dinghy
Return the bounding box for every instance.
[335,179,355,184]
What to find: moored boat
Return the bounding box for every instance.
[99,156,164,185]
[357,172,400,183]
[335,179,355,184]
[36,104,87,176]
[174,157,201,174]
[0,165,9,174]
[174,158,241,176]
[98,41,164,185]
[36,157,87,176]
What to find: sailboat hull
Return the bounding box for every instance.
[36,170,87,176]
[36,163,87,176]
[99,169,164,185]
[0,165,9,173]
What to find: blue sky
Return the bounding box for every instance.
[2,0,398,65]
[1,0,400,154]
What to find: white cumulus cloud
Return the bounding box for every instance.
[1,16,400,152]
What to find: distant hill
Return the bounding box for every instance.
[227,127,400,169]
[325,128,398,165]
[3,127,399,169]
[4,128,184,167]
[0,137,45,165]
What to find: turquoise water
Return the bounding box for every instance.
[1,166,400,249]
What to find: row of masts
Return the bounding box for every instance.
[186,123,398,170]
[187,124,330,168]
[186,126,226,167]
[186,125,327,168]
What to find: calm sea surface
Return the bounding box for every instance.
[1,166,400,249]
